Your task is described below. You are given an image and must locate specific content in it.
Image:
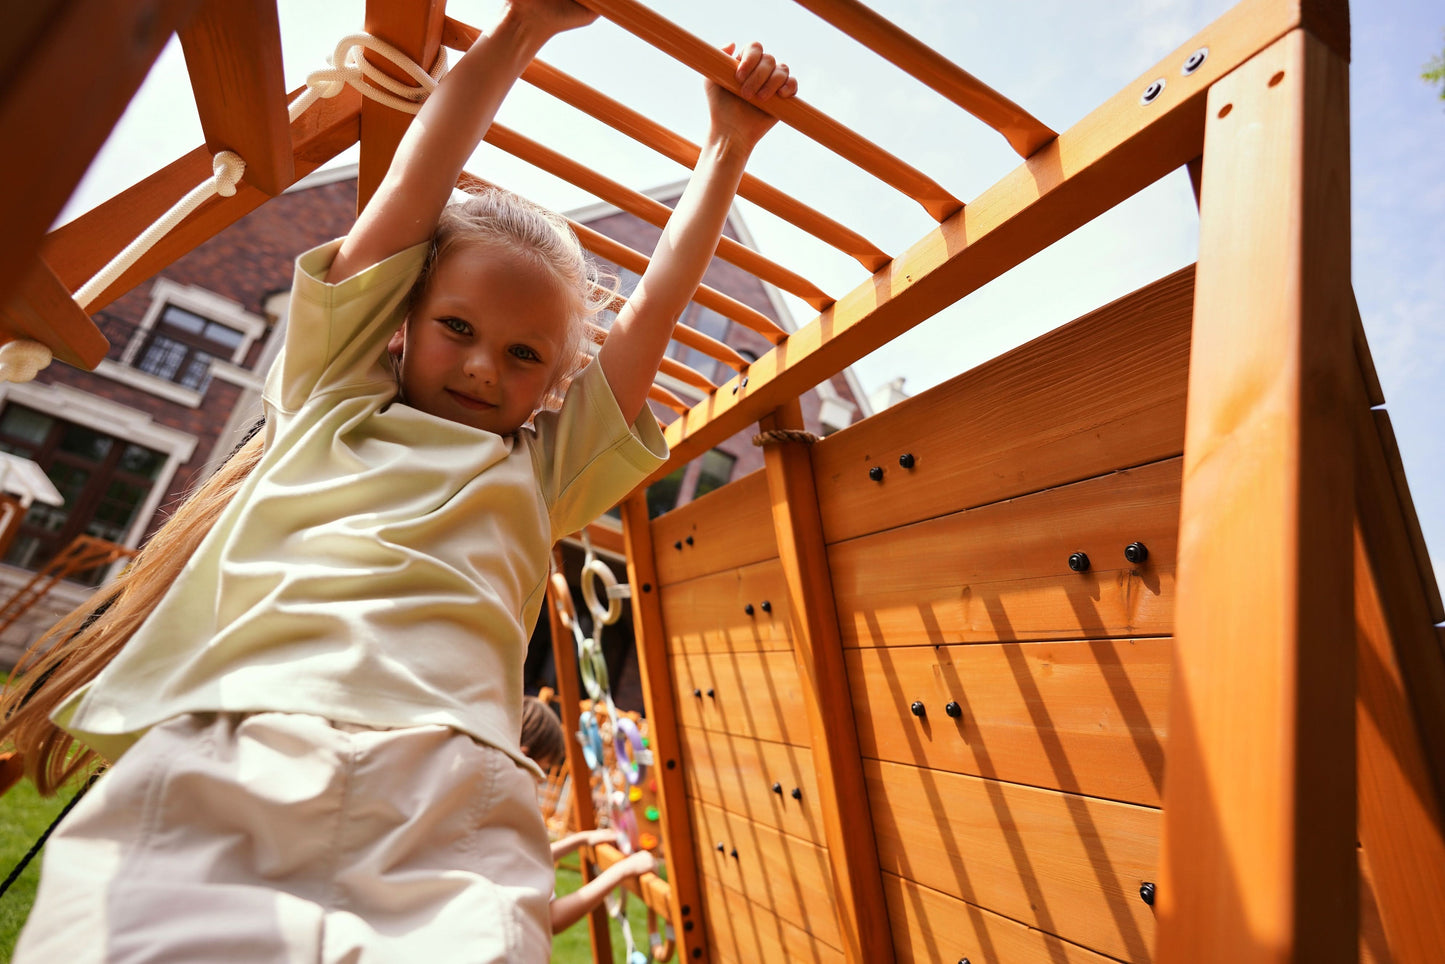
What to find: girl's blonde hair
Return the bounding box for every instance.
[409,187,615,411]
[1,189,610,795]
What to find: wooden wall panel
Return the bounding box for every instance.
[652,470,776,586]
[811,267,1192,545]
[702,873,844,964]
[690,798,843,953]
[850,637,1170,807]
[884,873,1121,964]
[680,725,825,845]
[671,648,810,746]
[660,558,793,655]
[832,458,1179,648]
[868,759,1158,962]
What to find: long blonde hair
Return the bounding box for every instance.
[0,432,265,795]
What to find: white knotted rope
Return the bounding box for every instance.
[71,34,448,314]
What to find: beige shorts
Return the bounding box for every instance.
[15,712,553,964]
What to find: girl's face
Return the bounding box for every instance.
[390,243,573,435]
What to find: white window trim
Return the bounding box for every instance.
[120,278,267,368]
[0,381,197,551]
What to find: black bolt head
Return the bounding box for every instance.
[1068,551,1091,572]
[744,603,755,615]
[868,465,884,481]
[707,688,715,698]
[791,787,802,801]
[684,920,695,932]
[642,582,652,593]
[898,452,915,469]
[772,781,783,795]
[716,842,725,852]
[945,701,962,719]
[1125,541,1149,564]
[693,688,702,698]
[1140,881,1156,906]
[686,534,694,546]
[910,700,926,717]
[692,948,701,958]
[729,848,738,859]
[666,759,676,770]
[681,904,691,916]
[760,600,771,612]
[674,540,683,550]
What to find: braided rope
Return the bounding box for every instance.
[751,428,819,446]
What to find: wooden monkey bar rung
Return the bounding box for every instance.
[789,0,1057,158]
[573,0,965,221]
[441,19,893,272]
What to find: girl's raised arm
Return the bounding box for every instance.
[329,0,596,284]
[598,43,796,425]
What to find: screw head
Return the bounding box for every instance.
[1140,881,1156,906]
[1141,78,1166,105]
[911,700,926,717]
[898,452,915,469]
[692,948,701,958]
[681,904,691,916]
[706,688,715,699]
[666,759,676,770]
[685,534,694,546]
[760,600,772,613]
[1182,46,1208,75]
[1068,551,1091,573]
[773,781,783,795]
[945,701,962,719]
[716,842,725,853]
[868,465,884,482]
[744,603,755,616]
[642,583,652,593]
[729,848,738,859]
[693,688,702,698]
[791,787,802,801]
[685,920,695,932]
[1125,541,1149,564]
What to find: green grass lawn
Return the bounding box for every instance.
[1,781,654,963]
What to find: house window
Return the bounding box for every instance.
[668,304,731,383]
[691,449,736,500]
[0,405,166,583]
[134,304,245,392]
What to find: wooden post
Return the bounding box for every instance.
[358,0,445,212]
[545,567,613,962]
[758,399,894,963]
[619,491,708,962]
[1159,26,1356,963]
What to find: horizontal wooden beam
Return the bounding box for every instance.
[790,0,1056,158]
[592,841,673,921]
[0,0,204,310]
[41,87,362,310]
[484,123,835,311]
[575,0,962,220]
[178,0,293,196]
[651,0,1311,482]
[0,257,108,369]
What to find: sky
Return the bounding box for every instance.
[58,0,1444,601]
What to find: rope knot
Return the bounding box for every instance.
[211,151,245,197]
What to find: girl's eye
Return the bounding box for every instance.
[510,345,541,363]
[441,317,471,335]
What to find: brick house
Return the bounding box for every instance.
[0,168,871,704]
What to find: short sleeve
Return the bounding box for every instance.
[531,360,668,539]
[264,239,430,414]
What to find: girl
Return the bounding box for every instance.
[3,0,796,959]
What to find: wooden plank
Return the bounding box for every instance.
[850,637,1170,808]
[672,648,810,747]
[1370,410,1444,622]
[689,797,842,952]
[620,492,708,962]
[593,841,671,921]
[358,0,445,213]
[1359,847,1397,964]
[483,122,835,311]
[177,0,293,196]
[884,873,1123,964]
[867,759,1159,962]
[0,0,203,309]
[652,470,776,586]
[42,86,362,310]
[660,558,794,656]
[652,0,1317,481]
[759,402,893,963]
[812,266,1192,544]
[575,0,962,220]
[1,257,108,369]
[679,725,824,845]
[1159,29,1356,964]
[789,0,1055,157]
[544,563,612,962]
[441,19,893,272]
[702,872,845,964]
[831,458,1181,648]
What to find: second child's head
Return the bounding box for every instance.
[388,189,608,435]
[520,694,567,773]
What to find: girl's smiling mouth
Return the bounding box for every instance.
[446,389,496,410]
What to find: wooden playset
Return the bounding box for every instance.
[3,0,1442,961]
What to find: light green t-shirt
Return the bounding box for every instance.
[57,239,667,772]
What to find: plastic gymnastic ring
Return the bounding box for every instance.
[578,711,605,771]
[581,558,622,626]
[613,716,645,786]
[579,637,609,701]
[647,906,675,962]
[549,571,577,629]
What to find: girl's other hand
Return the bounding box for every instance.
[706,42,798,148]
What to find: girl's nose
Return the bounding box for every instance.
[464,351,497,384]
